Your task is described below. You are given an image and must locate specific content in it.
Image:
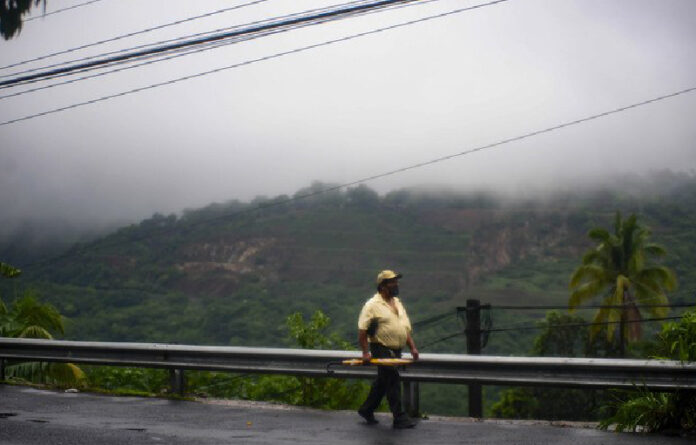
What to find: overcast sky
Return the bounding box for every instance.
[1,0,695,233]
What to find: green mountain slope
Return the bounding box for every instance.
[2,175,695,355]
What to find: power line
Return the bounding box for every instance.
[23,0,107,22]
[420,331,461,350]
[0,0,442,101]
[0,0,380,80]
[412,310,455,328]
[419,315,687,348]
[1,0,270,73]
[0,28,289,101]
[0,0,510,126]
[0,0,429,88]
[486,316,684,333]
[481,303,695,310]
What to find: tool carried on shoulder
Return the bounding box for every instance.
[326,358,413,374]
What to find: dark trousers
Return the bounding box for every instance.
[359,343,405,419]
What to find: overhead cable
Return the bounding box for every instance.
[486,316,684,333]
[0,0,382,80]
[478,303,695,310]
[0,0,431,88]
[0,28,288,101]
[412,310,455,328]
[420,315,686,349]
[0,0,512,126]
[23,0,107,22]
[420,332,461,349]
[0,0,269,73]
[0,0,442,101]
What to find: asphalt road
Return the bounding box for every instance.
[0,384,692,445]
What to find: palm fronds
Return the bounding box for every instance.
[568,212,677,351]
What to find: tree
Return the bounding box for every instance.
[1,291,85,386]
[569,212,677,356]
[0,0,44,40]
[346,185,380,209]
[0,290,64,338]
[490,311,616,421]
[282,310,368,408]
[1,260,85,386]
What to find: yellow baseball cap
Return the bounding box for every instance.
[376,270,402,285]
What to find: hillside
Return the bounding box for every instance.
[2,174,695,355]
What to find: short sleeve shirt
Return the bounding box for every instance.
[358,293,412,350]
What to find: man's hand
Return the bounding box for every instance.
[406,333,419,360]
[358,329,371,363]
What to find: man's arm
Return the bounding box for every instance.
[358,329,371,361]
[406,332,419,360]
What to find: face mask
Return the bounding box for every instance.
[389,285,399,296]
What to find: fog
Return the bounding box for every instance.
[1,0,695,241]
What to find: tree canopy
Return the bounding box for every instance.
[568,212,677,355]
[0,0,44,40]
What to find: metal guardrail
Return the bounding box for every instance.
[2,338,695,389]
[2,338,695,415]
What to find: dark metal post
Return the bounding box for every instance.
[465,299,482,417]
[0,358,5,381]
[402,380,420,417]
[169,369,186,396]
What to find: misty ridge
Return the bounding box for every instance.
[2,169,695,266]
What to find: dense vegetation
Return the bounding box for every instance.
[1,171,695,420]
[600,309,696,433]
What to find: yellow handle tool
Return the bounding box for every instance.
[341,358,413,366]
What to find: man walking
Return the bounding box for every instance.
[357,270,418,429]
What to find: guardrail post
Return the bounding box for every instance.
[169,369,186,396]
[402,380,420,417]
[466,299,482,418]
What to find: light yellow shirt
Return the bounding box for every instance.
[358,293,412,350]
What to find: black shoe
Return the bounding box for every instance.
[393,415,416,429]
[358,408,379,425]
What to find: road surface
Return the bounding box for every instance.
[0,384,691,444]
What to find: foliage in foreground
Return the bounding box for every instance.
[84,310,370,409]
[490,311,617,421]
[1,265,85,387]
[599,310,696,433]
[0,294,86,387]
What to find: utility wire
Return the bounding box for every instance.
[420,331,461,349]
[0,0,429,88]
[412,310,455,328]
[420,315,686,348]
[486,316,684,333]
[0,0,441,93]
[0,27,293,101]
[0,0,510,126]
[1,0,269,73]
[0,0,375,80]
[0,0,442,101]
[23,0,107,22]
[480,303,695,310]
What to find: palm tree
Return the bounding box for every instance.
[1,261,85,386]
[1,292,85,386]
[569,212,677,356]
[0,291,64,338]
